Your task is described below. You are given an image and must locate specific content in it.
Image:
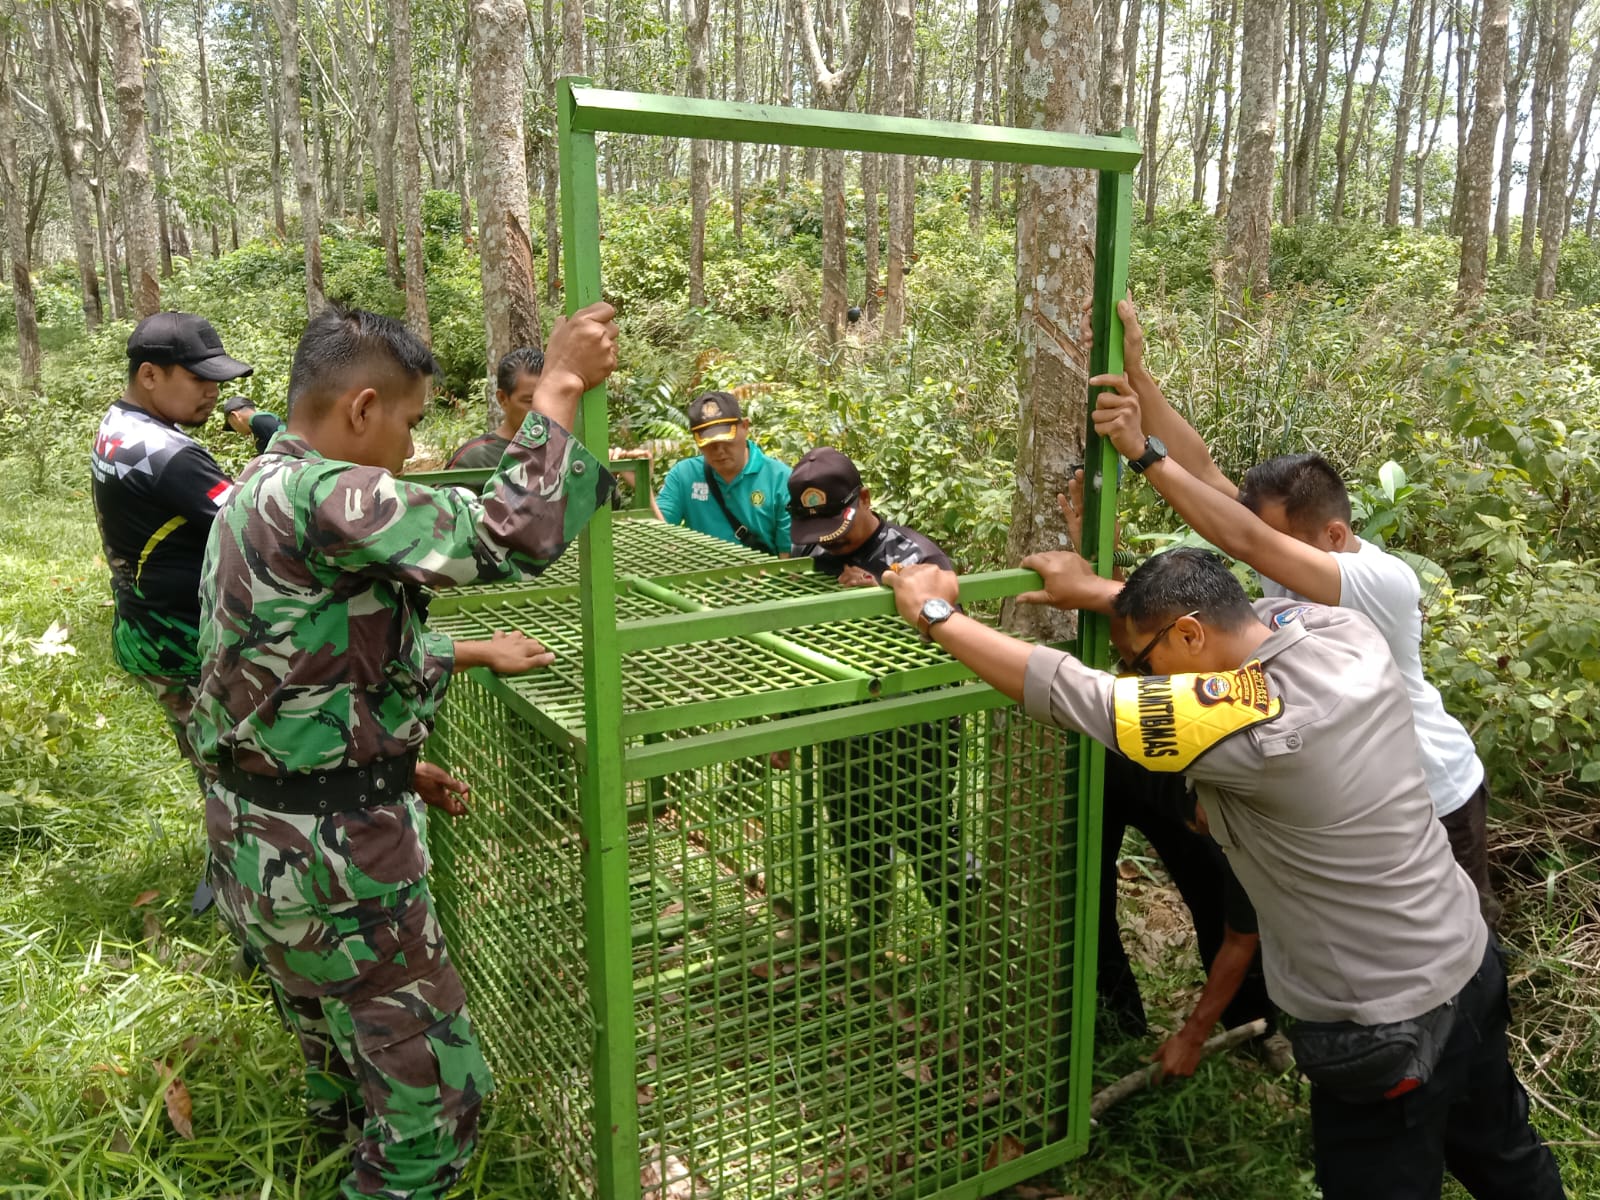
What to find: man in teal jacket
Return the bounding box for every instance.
[656,391,791,554]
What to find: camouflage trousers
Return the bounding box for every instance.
[206,781,494,1199]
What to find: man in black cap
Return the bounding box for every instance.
[789,448,980,950]
[91,312,263,775]
[656,390,791,554]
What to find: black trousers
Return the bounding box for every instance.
[822,719,976,940]
[1309,941,1565,1200]
[1096,752,1274,1036]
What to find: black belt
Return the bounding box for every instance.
[215,751,418,815]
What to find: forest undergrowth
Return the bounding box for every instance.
[1,184,1598,1197]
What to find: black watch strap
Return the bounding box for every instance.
[1129,436,1168,475]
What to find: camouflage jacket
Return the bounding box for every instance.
[191,413,611,775]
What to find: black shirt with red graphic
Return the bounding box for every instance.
[91,400,235,678]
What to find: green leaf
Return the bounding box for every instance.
[1378,461,1406,502]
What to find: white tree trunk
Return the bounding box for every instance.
[1456,0,1509,307]
[393,0,430,341]
[469,0,541,424]
[106,0,161,319]
[267,0,324,314]
[1219,0,1285,328]
[1002,0,1099,641]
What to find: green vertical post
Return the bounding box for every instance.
[560,75,642,1199]
[1061,152,1135,1146]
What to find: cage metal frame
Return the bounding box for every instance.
[435,79,1140,1198]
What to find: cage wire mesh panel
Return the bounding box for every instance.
[420,74,1134,1200]
[425,522,1090,1198]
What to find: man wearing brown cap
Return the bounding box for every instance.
[656,390,791,554]
[789,447,981,950]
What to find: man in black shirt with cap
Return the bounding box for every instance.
[789,448,981,949]
[91,313,260,764]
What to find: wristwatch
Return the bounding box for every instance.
[918,597,956,642]
[1128,435,1169,475]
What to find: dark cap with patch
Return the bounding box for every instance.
[127,312,253,382]
[787,447,864,546]
[687,391,744,447]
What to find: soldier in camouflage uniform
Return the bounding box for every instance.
[190,304,618,1198]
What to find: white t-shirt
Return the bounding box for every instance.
[1262,538,1484,817]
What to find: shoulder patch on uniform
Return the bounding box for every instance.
[1113,660,1282,772]
[1272,605,1311,629]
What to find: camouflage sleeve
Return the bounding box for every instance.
[302,413,614,588]
[422,629,456,705]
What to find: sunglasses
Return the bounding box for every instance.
[1125,609,1199,676]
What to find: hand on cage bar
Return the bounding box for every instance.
[454,630,556,675]
[412,761,470,817]
[1017,550,1111,613]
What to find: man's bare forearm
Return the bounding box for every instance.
[1129,369,1238,499]
[927,614,1036,704]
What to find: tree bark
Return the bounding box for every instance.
[1099,0,1130,132]
[884,0,916,338]
[1003,0,1098,642]
[36,7,102,329]
[140,3,174,276]
[393,0,430,342]
[685,0,711,308]
[539,0,565,305]
[1560,35,1598,237]
[1518,0,1553,270]
[796,0,874,340]
[469,0,541,421]
[1143,0,1166,220]
[1457,0,1509,307]
[1532,0,1575,299]
[1385,0,1425,227]
[362,2,401,289]
[1412,0,1452,230]
[105,0,161,319]
[0,30,41,386]
[969,0,995,230]
[732,0,746,245]
[1215,0,1239,217]
[255,7,287,237]
[1448,0,1481,233]
[267,0,323,313]
[1493,7,1534,259]
[1191,0,1225,204]
[1219,0,1284,326]
[1122,0,1144,128]
[1290,0,1329,222]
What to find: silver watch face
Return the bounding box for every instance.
[921,597,955,623]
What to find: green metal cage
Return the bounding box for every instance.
[418,81,1139,1200]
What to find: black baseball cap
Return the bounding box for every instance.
[127,312,253,382]
[788,447,864,545]
[687,391,743,447]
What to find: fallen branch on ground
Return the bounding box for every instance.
[1089,1018,1270,1120]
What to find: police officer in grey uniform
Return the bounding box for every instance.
[882,545,1564,1200]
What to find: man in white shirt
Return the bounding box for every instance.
[1090,301,1496,924]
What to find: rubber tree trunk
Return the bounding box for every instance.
[1457,0,1510,308]
[0,40,41,386]
[469,0,542,425]
[38,7,103,329]
[1002,0,1098,642]
[1385,0,1425,228]
[106,0,161,319]
[393,0,430,342]
[1219,0,1285,329]
[685,0,711,308]
[268,0,324,313]
[1532,0,1575,299]
[883,0,915,339]
[1519,1,1553,271]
